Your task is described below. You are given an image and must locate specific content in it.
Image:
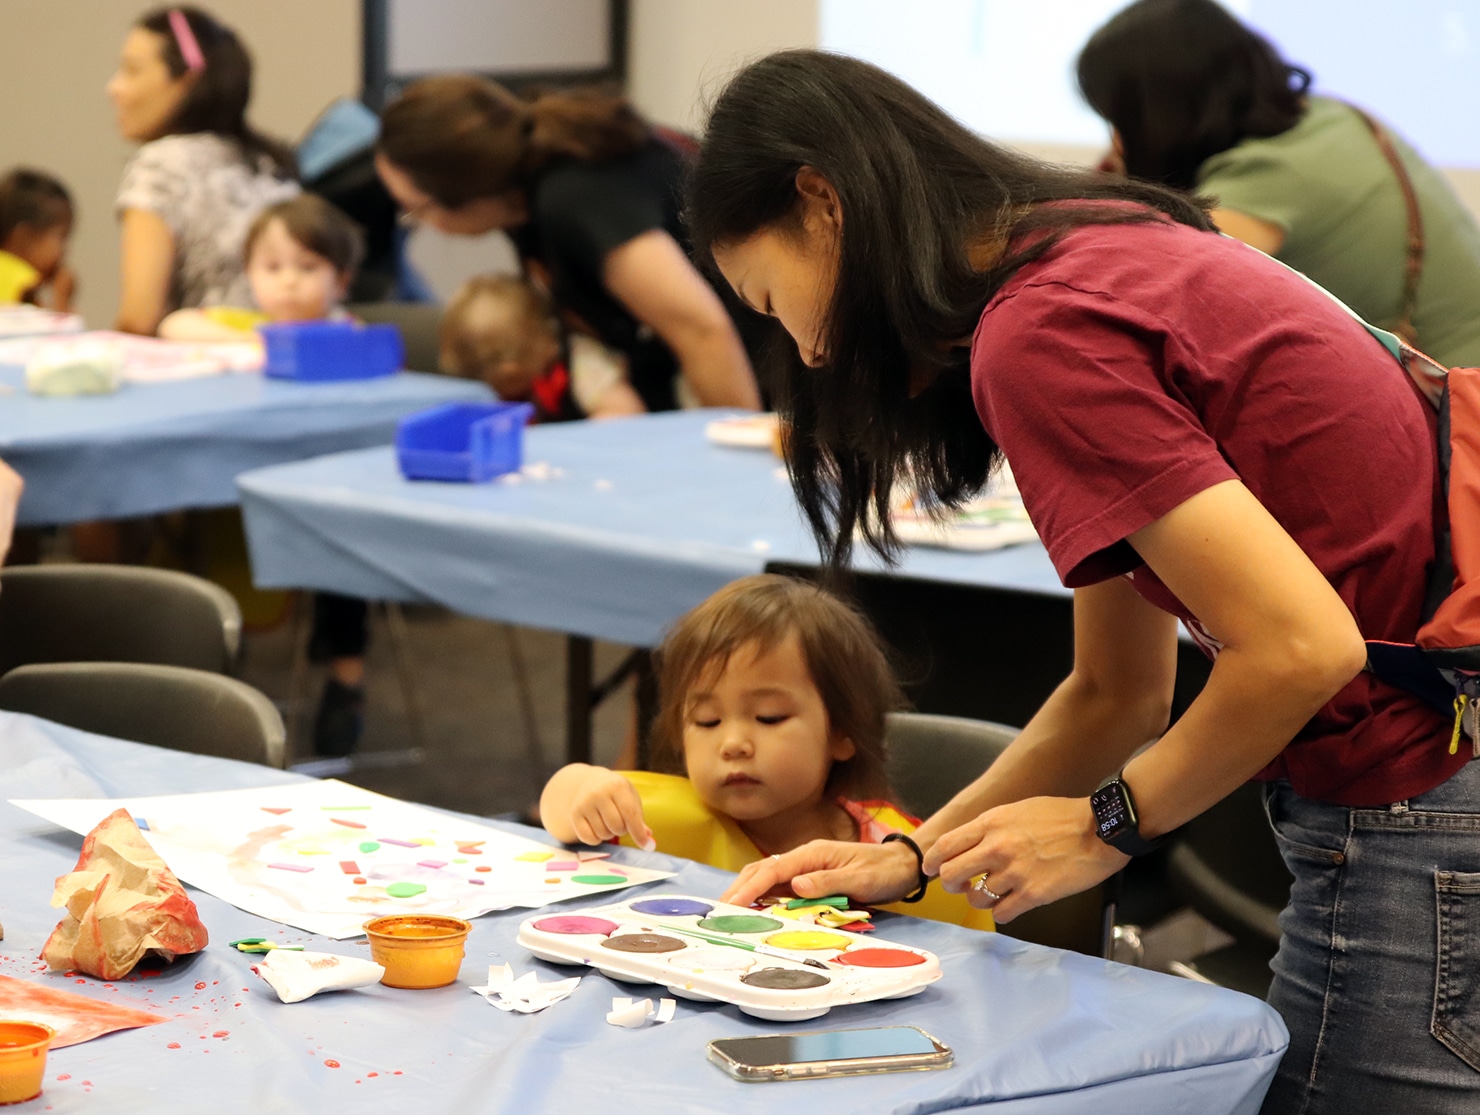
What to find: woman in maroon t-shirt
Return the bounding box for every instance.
[691,52,1477,1115]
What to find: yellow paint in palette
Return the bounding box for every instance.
[763,931,853,951]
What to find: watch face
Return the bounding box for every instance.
[1091,783,1131,841]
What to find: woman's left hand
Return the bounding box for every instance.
[923,796,1129,923]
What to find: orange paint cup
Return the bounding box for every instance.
[0,1021,53,1105]
[364,915,471,989]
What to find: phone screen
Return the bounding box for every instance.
[712,1026,941,1066]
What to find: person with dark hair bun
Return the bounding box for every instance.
[698,50,1475,1114]
[107,6,298,336]
[375,75,759,414]
[1078,0,1480,367]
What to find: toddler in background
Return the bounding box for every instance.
[0,169,76,312]
[158,194,362,340]
[440,275,644,421]
[539,574,993,930]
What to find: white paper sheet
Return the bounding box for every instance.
[12,780,671,939]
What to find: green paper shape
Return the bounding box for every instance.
[359,841,380,853]
[386,882,427,898]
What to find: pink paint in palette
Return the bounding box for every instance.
[516,895,940,1021]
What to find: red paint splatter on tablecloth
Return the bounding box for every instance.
[324,1059,340,1069]
[194,982,207,990]
[212,1030,229,1038]
[167,1042,181,1049]
[55,1075,70,1082]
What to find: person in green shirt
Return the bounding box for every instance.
[1077,0,1480,368]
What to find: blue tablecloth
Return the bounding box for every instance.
[238,410,1069,646]
[0,363,490,526]
[0,712,1284,1113]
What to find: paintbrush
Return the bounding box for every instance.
[658,923,830,970]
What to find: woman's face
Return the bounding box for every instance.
[107,29,192,142]
[711,171,841,368]
[374,154,528,236]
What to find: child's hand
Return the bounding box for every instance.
[565,768,655,850]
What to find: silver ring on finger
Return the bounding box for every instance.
[770,854,782,862]
[973,875,1003,903]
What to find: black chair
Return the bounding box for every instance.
[0,565,241,676]
[0,662,286,768]
[1165,782,1290,997]
[885,711,1118,958]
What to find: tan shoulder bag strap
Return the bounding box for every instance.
[1349,103,1424,347]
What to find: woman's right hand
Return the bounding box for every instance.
[721,838,920,907]
[562,767,655,850]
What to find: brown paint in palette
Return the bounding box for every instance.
[740,967,831,990]
[601,933,686,954]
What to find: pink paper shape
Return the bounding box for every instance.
[416,860,447,870]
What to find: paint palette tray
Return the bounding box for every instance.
[517,894,941,1021]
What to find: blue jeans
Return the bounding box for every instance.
[1260,758,1480,1114]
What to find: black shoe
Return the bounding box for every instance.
[314,679,364,757]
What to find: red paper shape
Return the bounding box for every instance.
[0,974,164,1048]
[42,808,209,980]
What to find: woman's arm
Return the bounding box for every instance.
[0,458,23,567]
[925,478,1367,922]
[115,208,175,335]
[602,229,761,410]
[1211,208,1285,256]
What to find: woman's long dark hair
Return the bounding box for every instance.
[1077,0,1310,189]
[137,6,294,174]
[377,75,649,208]
[686,50,1215,567]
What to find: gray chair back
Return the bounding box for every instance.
[346,301,444,376]
[885,711,1115,957]
[0,565,241,676]
[0,662,286,768]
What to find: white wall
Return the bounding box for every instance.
[0,2,359,327]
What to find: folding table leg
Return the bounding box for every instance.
[381,600,428,755]
[565,635,594,765]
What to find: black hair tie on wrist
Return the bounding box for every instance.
[881,832,929,903]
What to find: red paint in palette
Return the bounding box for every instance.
[833,947,927,968]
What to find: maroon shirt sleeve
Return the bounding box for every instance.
[971,280,1237,587]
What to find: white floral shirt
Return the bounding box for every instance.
[116,133,299,313]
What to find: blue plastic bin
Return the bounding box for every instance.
[395,402,535,482]
[260,321,404,381]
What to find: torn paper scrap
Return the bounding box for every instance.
[471,963,581,1014]
[606,996,676,1029]
[0,974,164,1048]
[252,949,385,1003]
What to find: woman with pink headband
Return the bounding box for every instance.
[107,6,297,336]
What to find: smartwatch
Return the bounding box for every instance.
[1090,776,1165,856]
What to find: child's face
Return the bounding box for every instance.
[4,222,69,279]
[246,218,348,323]
[681,634,856,825]
[447,294,560,400]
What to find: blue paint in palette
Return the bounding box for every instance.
[629,898,712,918]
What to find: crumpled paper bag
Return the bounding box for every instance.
[42,809,208,979]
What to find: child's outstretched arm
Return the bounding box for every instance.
[158,309,255,342]
[540,763,656,850]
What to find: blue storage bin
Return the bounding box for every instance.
[260,321,404,381]
[395,401,535,482]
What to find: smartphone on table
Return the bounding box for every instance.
[707,1025,953,1082]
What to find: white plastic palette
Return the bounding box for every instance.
[517,894,941,1021]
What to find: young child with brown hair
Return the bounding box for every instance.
[0,169,76,312]
[158,193,363,340]
[540,573,992,929]
[439,274,644,421]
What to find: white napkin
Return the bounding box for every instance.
[252,949,385,1004]
[471,963,582,1014]
[606,996,677,1029]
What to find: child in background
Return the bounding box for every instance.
[540,574,993,930]
[0,169,76,312]
[158,194,362,341]
[439,275,644,421]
